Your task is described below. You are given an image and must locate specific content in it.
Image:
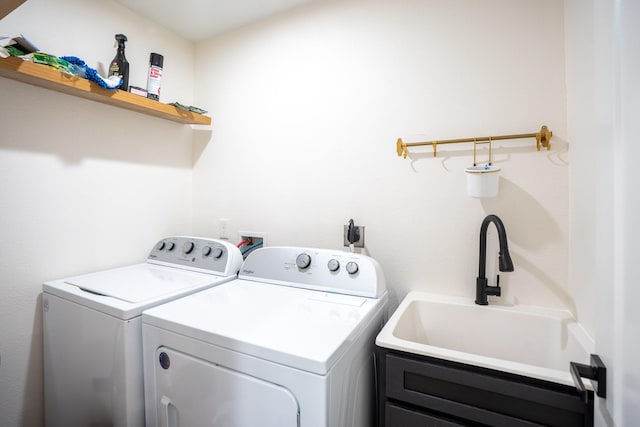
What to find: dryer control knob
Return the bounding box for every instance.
[212,247,224,259]
[296,253,312,269]
[166,242,175,251]
[156,241,166,251]
[327,259,340,272]
[202,246,212,257]
[346,261,359,275]
[183,241,195,254]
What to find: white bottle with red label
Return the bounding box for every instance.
[146,53,163,101]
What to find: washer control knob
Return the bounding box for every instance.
[327,259,340,272]
[156,241,166,251]
[202,246,212,257]
[166,242,175,251]
[183,241,195,254]
[346,261,359,275]
[212,247,224,259]
[296,253,312,269]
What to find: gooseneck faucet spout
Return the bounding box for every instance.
[476,214,514,305]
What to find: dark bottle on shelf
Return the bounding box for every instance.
[108,34,129,91]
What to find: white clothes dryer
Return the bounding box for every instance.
[142,246,388,427]
[43,236,243,427]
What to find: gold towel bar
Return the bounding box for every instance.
[396,125,552,158]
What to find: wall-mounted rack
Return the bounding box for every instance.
[396,125,552,159]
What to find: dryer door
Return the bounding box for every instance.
[152,347,299,427]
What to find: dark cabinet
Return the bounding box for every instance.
[376,347,593,427]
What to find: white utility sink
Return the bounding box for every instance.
[376,291,594,387]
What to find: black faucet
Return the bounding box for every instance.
[476,214,514,305]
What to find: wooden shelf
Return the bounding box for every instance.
[0,56,211,125]
[0,0,26,20]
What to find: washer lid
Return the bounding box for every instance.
[64,264,216,303]
[43,263,234,320]
[143,279,388,375]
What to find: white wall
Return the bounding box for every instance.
[613,2,640,422]
[565,0,640,425]
[193,0,570,312]
[0,0,196,425]
[564,0,605,347]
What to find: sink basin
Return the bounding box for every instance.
[376,291,594,386]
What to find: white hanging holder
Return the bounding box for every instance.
[465,137,501,198]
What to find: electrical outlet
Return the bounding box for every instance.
[219,218,229,239]
[343,224,365,248]
[238,231,267,257]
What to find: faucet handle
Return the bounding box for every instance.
[488,275,502,297]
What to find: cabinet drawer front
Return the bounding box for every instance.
[386,353,589,427]
[386,403,464,426]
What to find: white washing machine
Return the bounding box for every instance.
[42,236,243,427]
[142,246,388,427]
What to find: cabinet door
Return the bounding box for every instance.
[385,353,589,427]
[151,347,299,427]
